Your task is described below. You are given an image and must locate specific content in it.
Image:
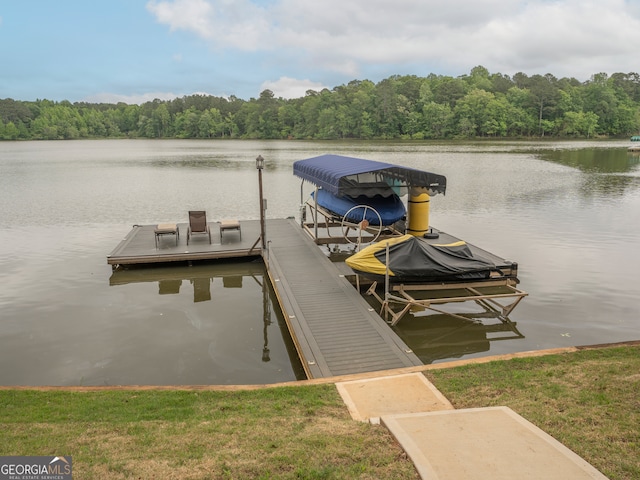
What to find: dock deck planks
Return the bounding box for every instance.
[107,221,262,267]
[265,218,423,379]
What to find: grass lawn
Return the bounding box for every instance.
[1,344,638,479]
[0,385,418,479]
[426,344,640,480]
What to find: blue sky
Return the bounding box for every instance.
[2,0,640,103]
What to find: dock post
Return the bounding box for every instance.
[256,155,267,254]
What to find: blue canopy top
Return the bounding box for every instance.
[293,154,447,198]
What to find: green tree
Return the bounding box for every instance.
[463,65,493,92]
[151,104,171,138]
[346,80,375,138]
[454,89,506,137]
[173,107,200,138]
[528,74,560,136]
[422,102,453,139]
[583,73,619,135]
[317,107,338,139]
[432,76,468,108]
[278,103,299,138]
[0,120,20,139]
[558,111,599,137]
[4,66,640,141]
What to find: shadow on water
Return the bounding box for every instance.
[109,260,306,382]
[392,312,524,365]
[356,285,525,365]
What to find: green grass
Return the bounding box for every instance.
[426,345,640,480]
[0,385,418,479]
[2,345,639,479]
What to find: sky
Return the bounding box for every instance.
[1,0,640,104]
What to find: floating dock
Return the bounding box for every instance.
[107,221,262,268]
[107,218,423,379]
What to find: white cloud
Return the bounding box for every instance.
[147,0,271,50]
[260,77,329,99]
[147,0,640,81]
[146,0,214,39]
[467,0,640,78]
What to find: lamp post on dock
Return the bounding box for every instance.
[256,155,266,253]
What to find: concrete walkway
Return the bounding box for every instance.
[336,372,608,480]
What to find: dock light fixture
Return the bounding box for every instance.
[256,155,267,252]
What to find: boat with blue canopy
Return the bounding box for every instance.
[293,154,447,244]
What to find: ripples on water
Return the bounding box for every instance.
[1,139,639,385]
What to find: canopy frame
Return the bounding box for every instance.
[295,154,446,244]
[293,154,447,198]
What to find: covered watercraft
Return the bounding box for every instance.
[312,188,406,226]
[345,234,500,283]
[294,154,447,241]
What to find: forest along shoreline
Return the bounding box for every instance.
[2,68,639,141]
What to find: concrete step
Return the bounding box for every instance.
[337,373,608,479]
[382,407,608,480]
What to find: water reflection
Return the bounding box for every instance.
[540,147,640,174]
[356,281,526,364]
[533,146,640,200]
[110,264,253,302]
[109,261,305,383]
[393,312,524,364]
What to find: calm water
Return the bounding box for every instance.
[1,139,639,385]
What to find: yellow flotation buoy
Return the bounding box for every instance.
[407,191,430,237]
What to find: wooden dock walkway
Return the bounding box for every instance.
[265,218,423,379]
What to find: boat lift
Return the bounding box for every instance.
[294,154,446,246]
[358,239,528,325]
[366,278,528,326]
[293,154,527,324]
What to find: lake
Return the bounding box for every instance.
[1,139,639,385]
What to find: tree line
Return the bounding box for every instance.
[2,67,640,141]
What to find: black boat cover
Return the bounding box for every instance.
[345,234,498,283]
[293,154,447,198]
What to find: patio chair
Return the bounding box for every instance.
[187,210,211,245]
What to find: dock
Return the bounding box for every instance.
[265,218,422,378]
[107,221,262,268]
[107,218,423,379]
